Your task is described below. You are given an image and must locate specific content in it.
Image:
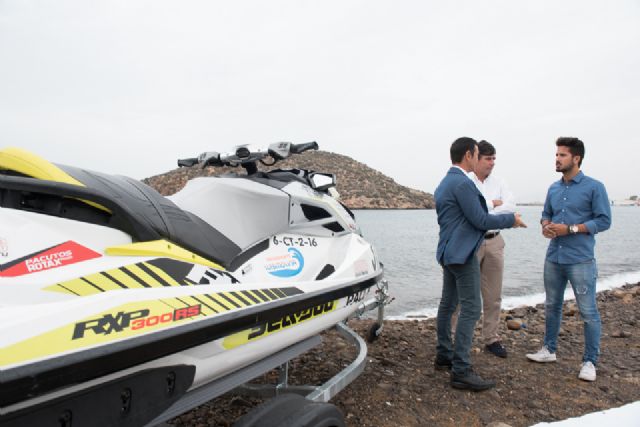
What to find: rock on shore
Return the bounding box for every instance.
[170,283,640,427]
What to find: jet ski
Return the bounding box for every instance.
[0,142,386,426]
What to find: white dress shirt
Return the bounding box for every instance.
[468,171,516,232]
[453,165,471,177]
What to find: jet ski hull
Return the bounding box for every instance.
[0,145,387,425]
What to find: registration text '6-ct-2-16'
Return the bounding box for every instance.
[272,236,318,247]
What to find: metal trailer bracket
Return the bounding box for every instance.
[233,321,368,403]
[233,280,391,404]
[305,321,367,402]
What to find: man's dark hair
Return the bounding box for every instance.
[450,137,478,164]
[478,140,496,158]
[556,137,585,166]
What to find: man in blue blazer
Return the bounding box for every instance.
[434,137,526,391]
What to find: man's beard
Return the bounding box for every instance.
[556,163,571,172]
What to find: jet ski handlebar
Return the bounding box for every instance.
[289,141,319,154]
[177,158,199,167]
[177,141,318,171]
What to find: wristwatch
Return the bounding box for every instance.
[568,224,579,235]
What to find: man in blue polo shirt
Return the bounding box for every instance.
[527,137,611,382]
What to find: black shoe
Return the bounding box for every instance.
[451,369,496,391]
[434,356,452,371]
[485,341,508,358]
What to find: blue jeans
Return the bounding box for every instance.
[543,259,601,364]
[436,256,482,375]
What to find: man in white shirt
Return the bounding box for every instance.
[469,140,516,358]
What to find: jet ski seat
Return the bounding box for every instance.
[59,166,243,267]
[0,148,241,268]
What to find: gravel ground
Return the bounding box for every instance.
[169,283,640,427]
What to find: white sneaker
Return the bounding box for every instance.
[578,362,597,382]
[526,346,557,363]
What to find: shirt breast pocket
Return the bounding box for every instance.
[570,191,594,221]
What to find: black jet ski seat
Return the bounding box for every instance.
[0,147,241,268]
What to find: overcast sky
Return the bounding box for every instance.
[1,1,639,202]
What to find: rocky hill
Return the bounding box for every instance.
[143,150,434,209]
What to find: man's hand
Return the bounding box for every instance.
[542,223,556,239]
[513,213,527,228]
[492,200,503,208]
[546,223,569,237]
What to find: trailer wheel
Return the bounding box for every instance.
[366,322,381,343]
[233,393,345,427]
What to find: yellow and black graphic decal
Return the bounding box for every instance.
[0,147,85,185]
[0,147,110,212]
[105,240,223,270]
[222,300,337,350]
[44,258,239,296]
[184,262,239,285]
[0,286,303,368]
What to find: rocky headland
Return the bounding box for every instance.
[170,283,640,427]
[143,150,434,209]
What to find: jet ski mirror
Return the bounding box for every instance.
[236,146,251,159]
[309,172,336,191]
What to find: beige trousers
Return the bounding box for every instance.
[477,233,505,345]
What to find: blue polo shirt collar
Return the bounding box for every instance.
[560,170,584,185]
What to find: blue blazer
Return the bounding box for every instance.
[435,167,515,266]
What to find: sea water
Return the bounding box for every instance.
[354,206,640,318]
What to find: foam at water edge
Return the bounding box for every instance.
[388,307,438,321]
[389,270,640,321]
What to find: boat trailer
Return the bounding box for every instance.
[147,279,392,427]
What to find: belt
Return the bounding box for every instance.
[484,231,500,239]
